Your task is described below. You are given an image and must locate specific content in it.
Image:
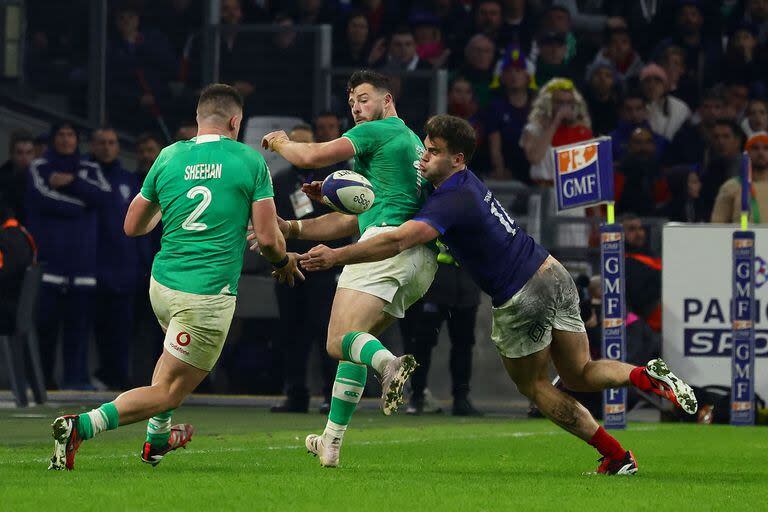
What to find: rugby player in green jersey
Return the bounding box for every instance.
[259,70,438,467]
[48,84,303,470]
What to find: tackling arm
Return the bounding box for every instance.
[299,220,440,271]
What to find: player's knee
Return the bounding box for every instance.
[325,335,343,360]
[558,369,590,392]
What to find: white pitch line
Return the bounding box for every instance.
[1,426,659,466]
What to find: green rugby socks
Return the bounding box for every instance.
[77,402,119,440]
[341,331,395,375]
[323,362,367,441]
[146,410,175,448]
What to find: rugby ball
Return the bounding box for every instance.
[321,170,375,215]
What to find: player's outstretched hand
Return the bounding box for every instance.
[272,253,305,287]
[298,244,337,272]
[301,181,324,203]
[262,130,289,152]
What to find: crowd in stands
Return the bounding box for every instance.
[5,0,768,397]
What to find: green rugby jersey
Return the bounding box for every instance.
[342,117,429,233]
[140,135,273,295]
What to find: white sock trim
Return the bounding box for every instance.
[349,332,377,363]
[147,415,172,434]
[87,409,109,436]
[371,350,394,375]
[332,381,365,403]
[324,420,348,440]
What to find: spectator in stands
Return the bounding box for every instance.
[610,89,667,162]
[379,26,432,71]
[447,77,478,120]
[521,78,592,186]
[146,0,202,58]
[185,0,259,101]
[424,0,471,58]
[722,23,766,95]
[621,213,662,332]
[723,80,751,122]
[615,127,669,216]
[711,131,768,223]
[26,122,112,389]
[89,127,140,390]
[497,0,535,54]
[553,0,627,35]
[664,169,708,222]
[333,11,379,68]
[699,119,745,219]
[659,45,698,110]
[610,0,672,60]
[533,31,578,87]
[589,27,643,83]
[583,61,620,135]
[107,5,176,134]
[533,5,579,65]
[357,0,401,39]
[745,0,768,44]
[486,47,533,182]
[473,0,504,56]
[653,1,721,93]
[247,13,313,119]
[270,124,342,413]
[665,87,725,166]
[174,121,197,142]
[0,131,34,221]
[294,0,336,25]
[521,78,593,246]
[135,132,164,178]
[742,98,768,138]
[640,63,691,141]
[314,112,342,144]
[410,12,450,68]
[400,249,482,417]
[0,195,35,336]
[454,34,496,108]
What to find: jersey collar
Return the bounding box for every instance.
[194,134,223,144]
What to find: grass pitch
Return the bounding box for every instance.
[0,403,765,511]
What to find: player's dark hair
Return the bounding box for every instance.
[425,114,477,163]
[197,83,243,119]
[347,70,392,95]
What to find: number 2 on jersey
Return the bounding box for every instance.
[182,185,212,231]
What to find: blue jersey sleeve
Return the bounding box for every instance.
[412,189,464,235]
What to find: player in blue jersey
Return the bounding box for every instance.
[299,114,698,475]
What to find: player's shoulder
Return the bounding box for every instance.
[157,140,192,161]
[221,138,267,166]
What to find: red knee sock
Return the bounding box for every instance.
[629,366,653,391]
[588,426,626,460]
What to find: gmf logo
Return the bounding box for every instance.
[557,143,598,174]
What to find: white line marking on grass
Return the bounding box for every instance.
[2,426,659,466]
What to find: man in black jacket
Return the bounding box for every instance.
[0,131,35,222]
[270,124,347,413]
[0,196,36,335]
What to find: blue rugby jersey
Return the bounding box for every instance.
[413,168,548,306]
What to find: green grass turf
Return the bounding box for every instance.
[0,404,765,511]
